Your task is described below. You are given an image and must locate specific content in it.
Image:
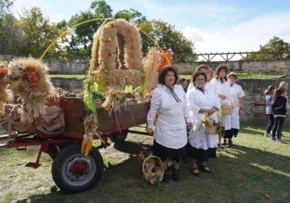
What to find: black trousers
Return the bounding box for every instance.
[266,114,274,133]
[272,116,286,139]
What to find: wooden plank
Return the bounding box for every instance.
[63,98,149,134]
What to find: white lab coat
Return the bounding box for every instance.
[186,87,220,150]
[210,78,232,130]
[228,83,245,129]
[147,85,190,149]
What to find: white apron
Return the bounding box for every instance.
[187,88,218,150]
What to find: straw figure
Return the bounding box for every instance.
[0,61,11,113]
[90,19,144,90]
[8,58,56,122]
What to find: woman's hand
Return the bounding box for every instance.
[239,108,243,116]
[207,108,216,116]
[219,94,226,100]
[146,128,153,135]
[187,122,193,129]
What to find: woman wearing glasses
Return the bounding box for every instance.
[187,71,220,176]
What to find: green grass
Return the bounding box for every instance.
[179,73,281,80]
[49,74,86,79]
[0,122,290,202]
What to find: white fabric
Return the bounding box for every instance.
[147,85,190,149]
[210,78,232,130]
[229,83,245,129]
[188,82,194,91]
[186,88,219,150]
[186,82,219,125]
[228,83,245,103]
[231,106,240,129]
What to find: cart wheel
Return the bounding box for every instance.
[51,144,103,192]
[109,129,128,143]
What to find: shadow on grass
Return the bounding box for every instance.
[18,137,290,203]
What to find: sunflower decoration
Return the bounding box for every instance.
[8,58,57,122]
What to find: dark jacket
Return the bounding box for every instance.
[272,96,287,115]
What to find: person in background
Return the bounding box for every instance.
[180,78,188,93]
[279,81,289,109]
[187,71,220,175]
[224,72,245,146]
[188,64,214,92]
[146,65,192,183]
[271,87,287,143]
[264,85,276,138]
[210,65,231,148]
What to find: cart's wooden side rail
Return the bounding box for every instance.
[62,97,150,138]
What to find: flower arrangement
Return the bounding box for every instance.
[102,89,139,115]
[201,113,224,135]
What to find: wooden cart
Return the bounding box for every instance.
[0,97,150,192]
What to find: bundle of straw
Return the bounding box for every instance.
[8,58,57,122]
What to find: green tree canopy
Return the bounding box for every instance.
[18,7,62,58]
[114,8,146,25]
[246,37,290,60]
[61,0,113,58]
[139,20,195,61]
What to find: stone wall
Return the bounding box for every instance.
[1,54,290,75]
[238,79,290,122]
[174,60,290,74]
[50,77,290,122]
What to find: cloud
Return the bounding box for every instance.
[183,11,290,59]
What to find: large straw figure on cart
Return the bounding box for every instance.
[81,19,163,155]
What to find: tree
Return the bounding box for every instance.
[246,37,290,60]
[139,20,196,61]
[114,8,146,25]
[0,0,13,18]
[0,14,26,55]
[18,7,63,58]
[62,0,113,58]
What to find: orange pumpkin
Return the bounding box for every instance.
[157,50,172,72]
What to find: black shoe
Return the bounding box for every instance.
[228,140,233,147]
[171,169,180,182]
[162,170,170,183]
[199,165,211,173]
[222,139,227,145]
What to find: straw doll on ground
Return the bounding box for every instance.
[146,65,192,183]
[187,72,220,175]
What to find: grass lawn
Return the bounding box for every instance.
[179,73,281,80]
[49,74,86,79]
[1,122,290,203]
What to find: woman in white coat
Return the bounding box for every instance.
[225,72,245,146]
[210,65,231,147]
[146,65,192,183]
[187,72,221,175]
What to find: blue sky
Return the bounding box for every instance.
[12,0,290,56]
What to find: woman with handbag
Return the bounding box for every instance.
[146,65,192,183]
[187,71,221,176]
